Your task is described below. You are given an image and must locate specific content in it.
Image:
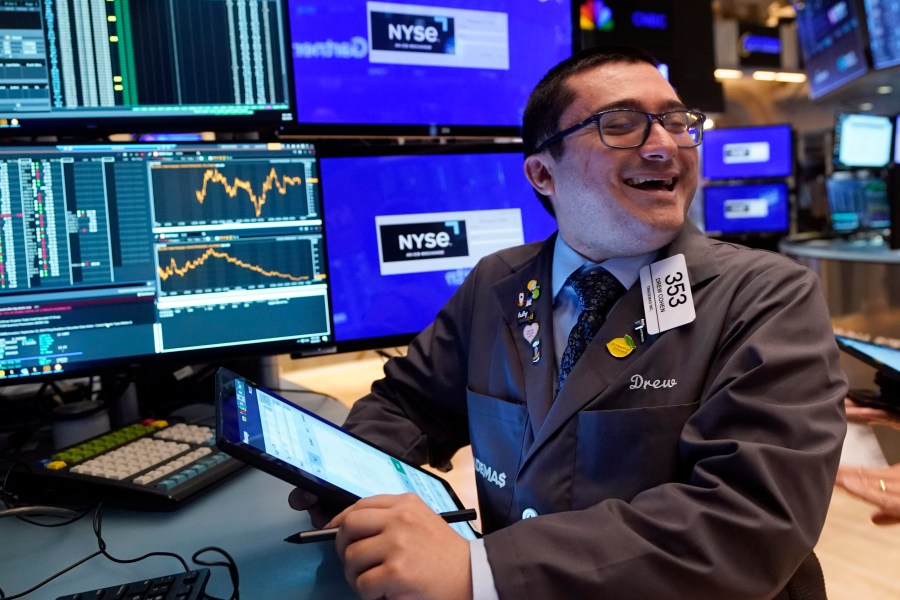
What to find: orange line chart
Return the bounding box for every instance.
[158,246,308,283]
[193,167,306,218]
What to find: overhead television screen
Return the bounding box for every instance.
[701,125,794,180]
[795,0,871,100]
[834,112,894,169]
[0,0,295,134]
[286,0,574,135]
[895,114,900,164]
[863,0,900,70]
[703,182,790,235]
[319,144,558,349]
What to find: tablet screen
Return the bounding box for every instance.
[217,369,477,540]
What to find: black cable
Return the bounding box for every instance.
[0,506,83,520]
[193,547,240,600]
[0,504,107,599]
[0,499,241,599]
[91,503,190,572]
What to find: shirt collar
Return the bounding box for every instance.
[551,235,657,301]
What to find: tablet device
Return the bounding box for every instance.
[214,367,479,540]
[836,335,900,413]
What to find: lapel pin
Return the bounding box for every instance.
[633,319,645,343]
[607,334,636,358]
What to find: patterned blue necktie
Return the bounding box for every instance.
[556,267,625,393]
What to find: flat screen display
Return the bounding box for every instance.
[0,142,332,383]
[701,124,794,180]
[834,112,894,168]
[286,0,574,135]
[0,0,295,134]
[836,336,900,382]
[826,174,890,231]
[895,114,900,164]
[215,367,479,540]
[703,182,790,235]
[795,0,871,100]
[319,143,557,350]
[863,0,900,69]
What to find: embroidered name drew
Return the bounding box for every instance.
[474,458,507,488]
[629,374,677,390]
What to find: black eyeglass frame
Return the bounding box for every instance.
[531,108,707,155]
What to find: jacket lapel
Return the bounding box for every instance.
[521,223,723,466]
[492,238,557,433]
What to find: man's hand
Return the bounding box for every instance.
[328,493,473,600]
[836,463,900,525]
[845,398,900,430]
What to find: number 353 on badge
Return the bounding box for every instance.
[639,254,696,335]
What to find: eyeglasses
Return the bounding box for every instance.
[532,108,706,154]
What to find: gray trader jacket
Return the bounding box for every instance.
[345,222,848,600]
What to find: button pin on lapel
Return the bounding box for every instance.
[606,334,636,358]
[515,279,543,365]
[634,319,645,343]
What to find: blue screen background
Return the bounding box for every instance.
[287,0,573,128]
[321,151,557,345]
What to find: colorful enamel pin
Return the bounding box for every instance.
[516,279,542,364]
[606,334,636,358]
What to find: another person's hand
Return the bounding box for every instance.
[836,463,900,525]
[288,488,339,529]
[328,493,473,600]
[845,398,900,430]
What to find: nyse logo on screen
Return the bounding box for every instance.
[380,221,468,262]
[370,11,456,55]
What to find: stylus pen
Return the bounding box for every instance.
[285,507,477,544]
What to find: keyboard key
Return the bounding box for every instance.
[55,568,210,600]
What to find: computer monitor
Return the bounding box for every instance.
[826,173,891,232]
[702,182,790,236]
[701,124,794,181]
[0,142,332,385]
[863,0,900,70]
[285,0,575,136]
[795,0,871,100]
[319,143,557,350]
[895,114,900,164]
[834,112,894,169]
[0,1,295,135]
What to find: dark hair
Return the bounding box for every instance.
[522,45,660,214]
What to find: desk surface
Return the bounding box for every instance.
[0,468,358,599]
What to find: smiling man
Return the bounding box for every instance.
[299,46,848,600]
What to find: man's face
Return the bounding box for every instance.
[526,61,700,261]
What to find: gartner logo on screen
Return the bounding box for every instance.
[376,209,525,276]
[366,2,509,70]
[722,141,770,164]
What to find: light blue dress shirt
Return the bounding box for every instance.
[469,235,654,599]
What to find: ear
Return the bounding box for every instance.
[524,154,555,197]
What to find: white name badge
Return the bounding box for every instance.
[639,254,696,335]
